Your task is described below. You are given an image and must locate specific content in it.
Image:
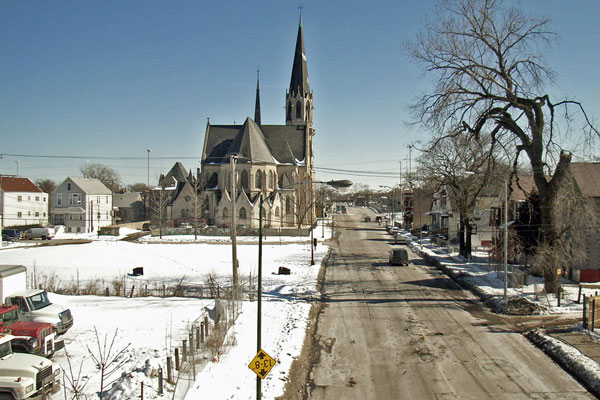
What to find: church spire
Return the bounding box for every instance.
[289,15,309,96]
[254,67,261,126]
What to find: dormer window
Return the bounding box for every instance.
[67,183,71,191]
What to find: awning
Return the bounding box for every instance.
[52,207,85,214]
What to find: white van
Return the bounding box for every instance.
[23,227,55,240]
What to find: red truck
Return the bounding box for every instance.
[0,305,55,357]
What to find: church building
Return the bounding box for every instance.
[199,17,316,229]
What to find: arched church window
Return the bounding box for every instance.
[269,171,274,189]
[306,103,310,121]
[287,101,292,120]
[255,170,262,190]
[275,206,280,217]
[286,196,292,213]
[239,207,247,220]
[241,170,249,190]
[296,100,302,119]
[223,207,229,218]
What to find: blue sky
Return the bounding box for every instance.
[1,1,599,189]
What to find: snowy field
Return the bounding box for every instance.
[0,228,329,399]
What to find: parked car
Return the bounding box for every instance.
[1,229,20,242]
[141,223,154,232]
[363,216,371,222]
[394,233,407,245]
[179,223,192,229]
[389,248,409,266]
[23,227,55,240]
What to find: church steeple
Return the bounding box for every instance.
[289,15,309,96]
[254,67,261,126]
[286,15,313,127]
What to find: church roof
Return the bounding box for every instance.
[289,16,309,95]
[162,162,188,185]
[202,119,306,165]
[228,118,274,163]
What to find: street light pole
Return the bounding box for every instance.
[146,148,151,187]
[257,193,264,400]
[504,177,508,300]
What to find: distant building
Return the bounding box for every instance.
[52,177,113,233]
[0,176,49,227]
[199,17,315,229]
[113,191,145,223]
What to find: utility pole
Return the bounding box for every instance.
[231,156,239,293]
[146,149,152,187]
[504,178,508,300]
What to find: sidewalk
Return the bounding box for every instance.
[399,229,600,397]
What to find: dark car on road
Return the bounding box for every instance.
[389,248,409,266]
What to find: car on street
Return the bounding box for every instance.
[363,216,371,222]
[389,247,409,266]
[394,233,407,245]
[23,227,55,240]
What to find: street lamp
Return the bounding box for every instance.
[255,178,351,399]
[146,148,152,188]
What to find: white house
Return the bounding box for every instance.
[52,177,113,233]
[0,176,49,227]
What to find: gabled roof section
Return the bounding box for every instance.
[68,177,112,195]
[570,162,600,198]
[289,16,309,95]
[0,177,42,193]
[227,117,274,163]
[162,162,189,185]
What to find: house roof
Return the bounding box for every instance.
[0,177,42,193]
[67,177,112,195]
[510,175,536,202]
[112,192,142,208]
[570,162,600,198]
[162,162,188,185]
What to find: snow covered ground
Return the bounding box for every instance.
[0,226,330,399]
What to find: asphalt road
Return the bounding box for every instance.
[308,207,593,399]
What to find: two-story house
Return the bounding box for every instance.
[52,177,113,233]
[0,176,49,228]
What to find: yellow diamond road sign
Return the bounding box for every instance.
[249,349,276,379]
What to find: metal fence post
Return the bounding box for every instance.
[167,356,173,384]
[196,325,201,348]
[158,367,163,395]
[200,322,205,343]
[175,348,180,371]
[583,295,587,329]
[182,340,187,362]
[592,298,596,332]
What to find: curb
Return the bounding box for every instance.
[526,329,600,397]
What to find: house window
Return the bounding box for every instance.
[17,196,22,202]
[239,207,247,219]
[67,183,71,191]
[97,196,101,203]
[97,212,101,219]
[70,193,81,205]
[17,212,22,218]
[43,197,46,202]
[106,196,109,204]
[43,212,46,217]
[57,194,62,205]
[35,212,39,217]
[35,196,39,201]
[28,196,31,201]
[76,227,81,233]
[28,211,31,216]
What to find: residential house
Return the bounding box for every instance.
[113,191,145,223]
[0,176,49,227]
[52,177,113,233]
[564,163,600,282]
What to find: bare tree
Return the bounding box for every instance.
[418,133,505,258]
[408,0,598,292]
[35,179,56,194]
[182,172,205,238]
[149,187,170,238]
[86,327,130,400]
[127,182,149,193]
[80,163,122,192]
